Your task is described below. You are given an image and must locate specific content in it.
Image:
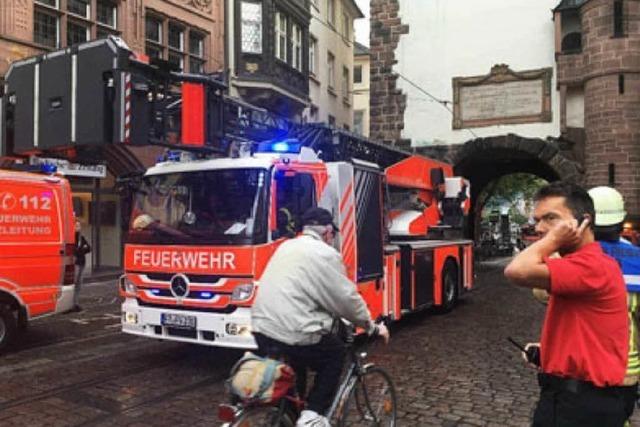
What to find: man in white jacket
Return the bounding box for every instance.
[252,207,389,427]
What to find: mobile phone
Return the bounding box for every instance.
[575,214,589,227]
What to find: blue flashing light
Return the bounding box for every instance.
[150,289,161,295]
[255,139,302,154]
[200,292,212,299]
[166,150,181,162]
[40,163,57,174]
[272,142,292,152]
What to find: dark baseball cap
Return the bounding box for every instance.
[301,207,339,231]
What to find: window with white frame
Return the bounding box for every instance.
[67,0,90,19]
[145,15,163,59]
[327,52,335,89]
[241,2,262,53]
[96,0,117,29]
[189,31,205,73]
[168,23,185,70]
[169,23,184,51]
[354,65,362,83]
[67,20,89,45]
[145,15,162,43]
[34,0,120,49]
[309,36,318,76]
[34,9,59,48]
[327,0,335,27]
[144,13,207,73]
[354,110,364,135]
[275,11,288,62]
[342,12,349,39]
[342,66,349,99]
[292,24,302,70]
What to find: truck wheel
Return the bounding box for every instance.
[435,263,458,314]
[0,304,17,352]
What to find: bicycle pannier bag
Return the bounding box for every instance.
[228,352,296,403]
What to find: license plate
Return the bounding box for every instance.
[161,313,197,330]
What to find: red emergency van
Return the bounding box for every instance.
[0,170,76,351]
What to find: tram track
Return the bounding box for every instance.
[0,350,186,412]
[76,371,227,426]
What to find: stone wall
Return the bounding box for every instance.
[369,0,409,148]
[581,0,640,221]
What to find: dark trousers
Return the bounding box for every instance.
[533,373,638,427]
[253,333,345,415]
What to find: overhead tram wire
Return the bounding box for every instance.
[310,14,478,139]
[396,72,478,139]
[311,15,355,47]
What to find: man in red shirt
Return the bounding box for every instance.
[504,181,630,426]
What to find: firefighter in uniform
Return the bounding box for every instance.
[589,186,640,422]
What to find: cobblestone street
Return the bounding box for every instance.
[1,260,637,426]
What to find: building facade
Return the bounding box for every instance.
[0,0,224,77]
[352,41,369,136]
[303,0,363,129]
[226,0,310,120]
[0,0,225,270]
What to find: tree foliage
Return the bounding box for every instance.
[480,173,548,225]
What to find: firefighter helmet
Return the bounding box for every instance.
[588,186,626,226]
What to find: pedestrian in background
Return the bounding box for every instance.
[72,220,91,313]
[504,181,629,426]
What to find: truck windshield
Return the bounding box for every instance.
[127,168,269,245]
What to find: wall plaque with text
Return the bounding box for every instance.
[452,65,552,129]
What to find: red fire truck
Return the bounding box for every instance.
[2,37,473,350]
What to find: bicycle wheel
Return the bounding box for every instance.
[339,367,397,427]
[230,405,296,427]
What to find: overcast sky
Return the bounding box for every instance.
[354,0,370,46]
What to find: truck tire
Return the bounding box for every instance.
[0,304,17,352]
[435,262,458,314]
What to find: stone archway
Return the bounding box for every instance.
[417,133,583,240]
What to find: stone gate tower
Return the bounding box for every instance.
[555,0,640,225]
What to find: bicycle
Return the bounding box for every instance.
[219,322,397,427]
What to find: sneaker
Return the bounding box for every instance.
[296,410,330,427]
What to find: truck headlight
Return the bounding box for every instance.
[231,283,254,302]
[123,311,138,325]
[119,275,137,294]
[225,323,252,336]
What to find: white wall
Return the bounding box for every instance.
[305,0,360,129]
[352,53,370,136]
[396,0,561,146]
